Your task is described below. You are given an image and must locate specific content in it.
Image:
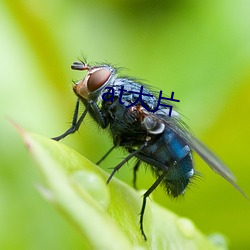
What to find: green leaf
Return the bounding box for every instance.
[19,128,226,250]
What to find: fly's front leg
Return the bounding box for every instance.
[88,100,108,129]
[52,99,88,141]
[52,99,108,141]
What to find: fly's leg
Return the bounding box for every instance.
[107,143,146,184]
[133,160,141,189]
[140,172,166,240]
[96,146,116,165]
[88,100,107,129]
[52,99,88,141]
[52,99,108,141]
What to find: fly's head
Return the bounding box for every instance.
[72,61,116,101]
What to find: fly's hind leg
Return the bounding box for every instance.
[140,172,166,240]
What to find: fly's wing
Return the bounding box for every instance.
[152,110,247,198]
[183,132,247,198]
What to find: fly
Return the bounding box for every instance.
[52,60,246,240]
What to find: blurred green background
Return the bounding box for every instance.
[1,0,250,249]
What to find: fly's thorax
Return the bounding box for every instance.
[127,106,168,135]
[73,64,117,101]
[142,115,165,134]
[117,79,157,110]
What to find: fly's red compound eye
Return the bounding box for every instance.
[87,68,111,92]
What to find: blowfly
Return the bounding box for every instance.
[52,60,246,240]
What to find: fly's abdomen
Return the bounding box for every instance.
[163,129,194,196]
[164,153,193,197]
[138,128,194,197]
